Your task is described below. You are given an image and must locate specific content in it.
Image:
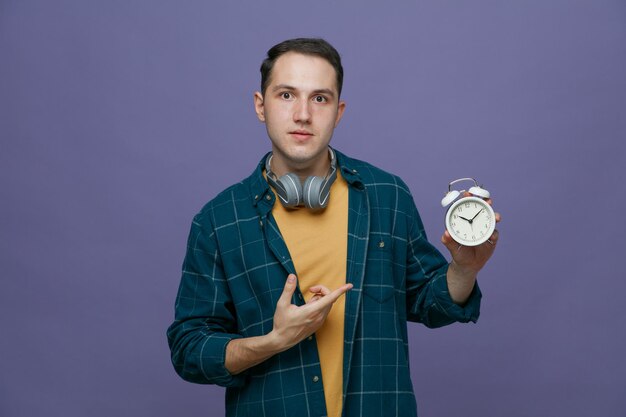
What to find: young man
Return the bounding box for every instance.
[167,38,499,417]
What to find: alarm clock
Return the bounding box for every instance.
[441,178,495,247]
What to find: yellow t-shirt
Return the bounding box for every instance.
[271,172,348,417]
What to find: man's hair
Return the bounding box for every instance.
[260,38,344,97]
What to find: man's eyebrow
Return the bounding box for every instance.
[272,84,296,92]
[271,84,336,98]
[312,88,336,98]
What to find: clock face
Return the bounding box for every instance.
[445,196,496,246]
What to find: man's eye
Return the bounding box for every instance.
[313,96,327,103]
[281,92,292,99]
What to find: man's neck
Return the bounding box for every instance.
[270,149,331,180]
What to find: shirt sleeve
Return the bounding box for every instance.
[166,211,247,387]
[403,189,482,328]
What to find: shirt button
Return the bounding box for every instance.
[312,375,319,383]
[379,241,385,248]
[298,293,303,300]
[266,195,272,201]
[307,336,313,341]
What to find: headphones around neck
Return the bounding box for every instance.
[265,148,338,210]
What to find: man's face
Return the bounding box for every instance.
[254,52,345,176]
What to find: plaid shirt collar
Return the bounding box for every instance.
[249,147,365,216]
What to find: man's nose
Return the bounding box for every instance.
[293,99,311,123]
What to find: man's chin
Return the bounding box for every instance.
[272,144,331,171]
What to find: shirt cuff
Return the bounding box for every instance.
[200,333,248,388]
[432,269,482,323]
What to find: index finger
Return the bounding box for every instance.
[303,283,353,312]
[309,285,331,296]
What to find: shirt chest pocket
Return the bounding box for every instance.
[362,237,396,303]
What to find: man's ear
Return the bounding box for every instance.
[334,100,346,127]
[254,91,265,122]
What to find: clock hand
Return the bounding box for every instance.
[458,215,472,222]
[470,208,484,222]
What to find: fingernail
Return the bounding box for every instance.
[288,275,295,283]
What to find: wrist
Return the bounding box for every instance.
[449,260,479,279]
[225,332,286,375]
[265,330,288,353]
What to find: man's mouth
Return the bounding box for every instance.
[289,130,313,139]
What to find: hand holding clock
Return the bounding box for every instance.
[441,192,501,304]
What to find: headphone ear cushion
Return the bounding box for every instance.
[303,176,325,209]
[278,173,303,207]
[468,186,490,199]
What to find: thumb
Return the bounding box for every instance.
[277,274,297,308]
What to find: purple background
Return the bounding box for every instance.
[2,1,625,416]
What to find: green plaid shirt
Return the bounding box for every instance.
[167,149,481,417]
